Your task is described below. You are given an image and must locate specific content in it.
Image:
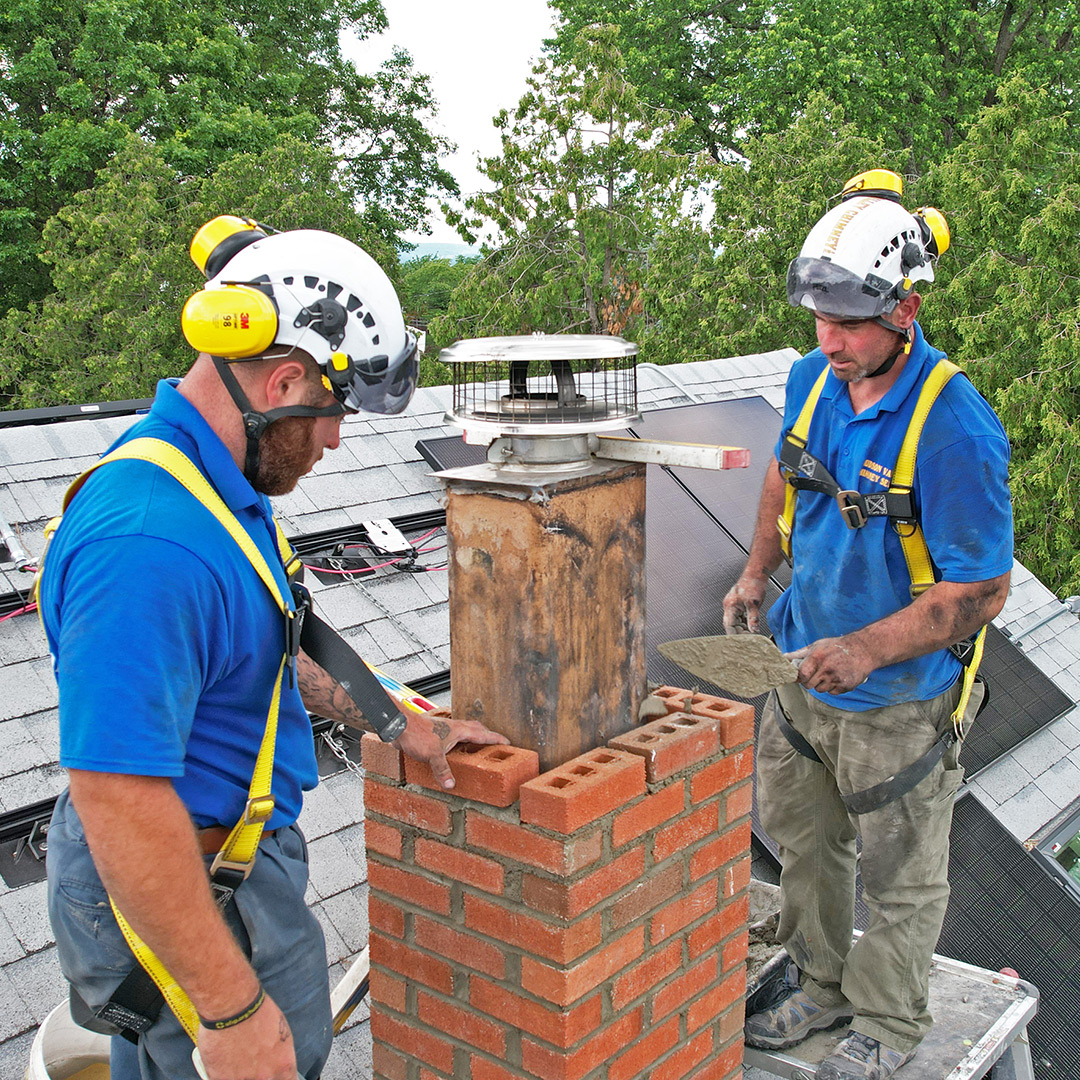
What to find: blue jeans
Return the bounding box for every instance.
[47,790,333,1080]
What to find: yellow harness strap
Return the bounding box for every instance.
[57,437,297,1042]
[777,364,830,558]
[777,359,986,732]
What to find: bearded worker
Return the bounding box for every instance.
[40,217,507,1080]
[726,172,1013,1080]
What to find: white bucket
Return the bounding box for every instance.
[24,1001,111,1080]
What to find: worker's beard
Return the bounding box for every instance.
[253,414,318,496]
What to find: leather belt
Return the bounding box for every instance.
[198,825,275,855]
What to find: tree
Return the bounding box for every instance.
[551,0,1080,170]
[0,0,455,313]
[434,25,697,345]
[0,134,394,408]
[640,95,896,366]
[917,77,1080,595]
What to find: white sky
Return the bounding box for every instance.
[344,0,559,245]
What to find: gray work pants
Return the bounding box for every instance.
[47,790,333,1080]
[757,678,971,1053]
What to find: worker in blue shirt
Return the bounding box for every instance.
[725,172,1013,1080]
[41,217,507,1080]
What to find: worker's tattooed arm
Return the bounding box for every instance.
[295,651,372,730]
[295,651,503,789]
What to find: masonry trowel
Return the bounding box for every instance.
[658,634,800,699]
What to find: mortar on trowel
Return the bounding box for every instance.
[658,633,799,700]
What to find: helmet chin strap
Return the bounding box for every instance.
[211,355,344,486]
[866,320,913,378]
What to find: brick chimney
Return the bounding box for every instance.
[362,687,754,1080]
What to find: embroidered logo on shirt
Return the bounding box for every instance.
[859,458,892,488]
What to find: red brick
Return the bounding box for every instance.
[414,914,508,980]
[609,1014,680,1080]
[521,1007,643,1080]
[688,894,749,958]
[612,782,685,848]
[652,1027,712,1080]
[612,861,683,930]
[364,818,404,860]
[362,732,405,780]
[521,926,645,1006]
[418,990,507,1057]
[689,821,752,881]
[415,837,505,894]
[609,712,719,782]
[372,1042,408,1080]
[405,742,540,806]
[723,928,750,974]
[368,860,452,916]
[471,1057,524,1080]
[680,696,754,750]
[369,970,406,1013]
[691,749,753,804]
[520,749,646,834]
[465,894,602,963]
[687,968,746,1034]
[722,855,752,901]
[651,878,719,945]
[652,686,696,713]
[611,938,682,1011]
[687,1039,743,1080]
[366,779,453,835]
[369,931,454,994]
[368,894,405,939]
[655,801,720,863]
[653,953,719,1021]
[726,780,753,823]
[370,1011,455,1073]
[522,846,645,919]
[466,812,603,874]
[470,977,602,1049]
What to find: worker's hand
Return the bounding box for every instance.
[723,573,767,635]
[396,710,509,790]
[787,635,875,695]
[196,990,296,1080]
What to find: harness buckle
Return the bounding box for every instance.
[286,582,310,687]
[836,490,867,529]
[243,795,276,826]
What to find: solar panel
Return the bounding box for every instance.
[940,793,1080,1079]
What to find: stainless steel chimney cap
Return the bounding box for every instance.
[439,334,639,364]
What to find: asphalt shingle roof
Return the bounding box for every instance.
[0,349,1077,1073]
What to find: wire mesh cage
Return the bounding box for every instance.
[441,335,639,434]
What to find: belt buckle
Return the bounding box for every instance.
[836,490,867,529]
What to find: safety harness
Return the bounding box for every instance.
[775,358,988,814]
[39,436,410,1044]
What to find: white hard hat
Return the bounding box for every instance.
[787,180,949,320]
[183,216,417,416]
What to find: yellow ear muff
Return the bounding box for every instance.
[190,215,266,278]
[916,206,950,258]
[181,284,279,359]
[841,169,904,203]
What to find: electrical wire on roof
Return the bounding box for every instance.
[302,526,447,578]
[0,601,38,624]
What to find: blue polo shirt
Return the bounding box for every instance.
[39,380,318,829]
[769,323,1013,710]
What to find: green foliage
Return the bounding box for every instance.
[0,0,455,312]
[918,77,1080,594]
[552,0,1080,170]
[0,134,390,408]
[641,95,898,365]
[434,25,697,349]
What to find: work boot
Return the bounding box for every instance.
[744,964,853,1050]
[817,1032,917,1079]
